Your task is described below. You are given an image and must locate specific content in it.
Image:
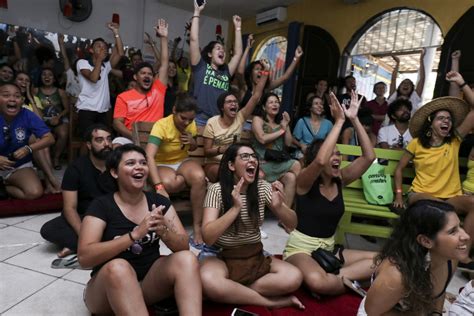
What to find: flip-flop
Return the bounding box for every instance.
[51,255,80,269]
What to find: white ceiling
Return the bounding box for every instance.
[156,0,303,19]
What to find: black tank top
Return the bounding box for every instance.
[295,177,344,238]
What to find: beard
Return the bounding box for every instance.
[91,147,112,160]
[396,113,411,123]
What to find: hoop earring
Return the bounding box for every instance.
[424,250,431,271]
[426,129,432,137]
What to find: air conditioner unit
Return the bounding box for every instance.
[256,7,287,26]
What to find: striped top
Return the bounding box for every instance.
[204,180,272,248]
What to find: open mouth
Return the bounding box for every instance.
[245,165,256,177]
[457,245,467,250]
[132,173,145,180]
[229,106,237,113]
[143,78,151,85]
[6,103,18,111]
[218,52,224,61]
[331,160,340,170]
[440,125,450,133]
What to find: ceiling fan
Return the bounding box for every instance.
[59,0,92,22]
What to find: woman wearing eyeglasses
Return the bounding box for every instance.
[199,143,305,309]
[0,82,54,199]
[393,73,474,271]
[202,63,269,183]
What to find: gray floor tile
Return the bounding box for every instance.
[62,269,92,285]
[0,215,37,226]
[3,279,88,316]
[0,226,45,261]
[5,243,71,277]
[0,263,55,313]
[14,212,61,233]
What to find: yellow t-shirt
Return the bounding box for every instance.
[202,112,245,164]
[148,114,197,164]
[406,136,462,198]
[22,96,44,112]
[462,159,474,194]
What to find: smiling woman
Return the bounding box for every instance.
[0,82,55,199]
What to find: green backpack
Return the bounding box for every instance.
[361,163,394,205]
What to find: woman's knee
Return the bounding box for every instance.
[282,264,303,291]
[305,271,329,292]
[102,259,136,284]
[171,250,199,272]
[23,184,44,199]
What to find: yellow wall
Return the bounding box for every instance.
[240,0,473,53]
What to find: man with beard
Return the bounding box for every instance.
[113,19,169,140]
[377,98,413,149]
[40,124,114,262]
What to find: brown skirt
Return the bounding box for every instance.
[219,242,272,286]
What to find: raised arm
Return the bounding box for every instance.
[446,71,474,108]
[415,48,426,97]
[155,19,169,85]
[393,152,412,208]
[236,34,254,79]
[268,45,303,90]
[227,15,243,76]
[341,90,376,185]
[189,0,205,66]
[58,34,70,71]
[108,22,124,68]
[239,59,269,120]
[144,32,161,70]
[389,56,400,96]
[296,92,345,195]
[448,50,461,97]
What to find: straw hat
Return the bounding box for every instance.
[408,96,469,138]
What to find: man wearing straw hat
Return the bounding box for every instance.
[393,71,474,271]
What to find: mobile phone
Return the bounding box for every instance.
[342,277,367,297]
[231,308,259,316]
[196,0,206,7]
[112,13,120,25]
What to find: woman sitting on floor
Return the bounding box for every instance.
[284,91,376,295]
[358,200,470,315]
[0,82,55,199]
[200,143,305,309]
[202,60,269,183]
[78,144,201,315]
[145,95,206,245]
[393,72,474,270]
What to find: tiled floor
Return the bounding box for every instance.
[0,213,469,315]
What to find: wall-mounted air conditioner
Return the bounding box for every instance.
[256,7,287,26]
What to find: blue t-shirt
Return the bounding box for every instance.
[293,117,333,145]
[192,59,230,120]
[0,109,50,167]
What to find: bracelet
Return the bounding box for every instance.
[293,57,298,62]
[128,231,136,242]
[24,145,33,154]
[236,27,241,31]
[395,189,402,194]
[192,15,200,19]
[154,182,164,191]
[459,82,467,89]
[114,34,120,38]
[260,71,270,76]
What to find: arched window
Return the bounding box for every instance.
[254,35,287,100]
[343,9,443,103]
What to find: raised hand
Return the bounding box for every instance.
[270,181,286,210]
[260,58,270,71]
[329,92,345,123]
[155,19,168,38]
[294,45,303,59]
[194,0,206,12]
[231,177,244,210]
[420,48,426,59]
[281,111,291,130]
[107,22,120,34]
[446,71,465,86]
[343,90,362,120]
[392,55,400,64]
[247,34,255,48]
[233,15,242,29]
[451,50,461,60]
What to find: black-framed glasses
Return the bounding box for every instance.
[238,153,257,161]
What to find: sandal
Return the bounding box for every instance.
[51,255,80,269]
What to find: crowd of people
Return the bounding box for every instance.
[1,0,474,314]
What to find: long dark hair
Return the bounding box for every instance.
[396,79,415,97]
[201,41,225,70]
[218,143,260,232]
[256,92,283,124]
[375,200,456,313]
[418,109,456,148]
[244,60,263,90]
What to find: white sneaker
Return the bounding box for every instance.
[260,228,268,239]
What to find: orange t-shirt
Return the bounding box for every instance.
[113,79,167,130]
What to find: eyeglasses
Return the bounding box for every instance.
[224,99,238,105]
[435,115,452,122]
[238,153,257,161]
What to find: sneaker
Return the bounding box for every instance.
[458,261,474,273]
[260,228,268,239]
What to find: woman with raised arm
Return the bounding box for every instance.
[199,142,305,309]
[252,92,301,207]
[358,200,470,315]
[189,0,243,126]
[202,61,269,182]
[284,91,376,295]
[393,80,474,271]
[78,144,201,316]
[388,49,426,114]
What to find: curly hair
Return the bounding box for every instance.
[374,199,456,314]
[255,92,283,124]
[218,143,260,232]
[418,109,456,148]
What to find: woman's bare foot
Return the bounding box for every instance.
[57,247,73,258]
[267,295,305,310]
